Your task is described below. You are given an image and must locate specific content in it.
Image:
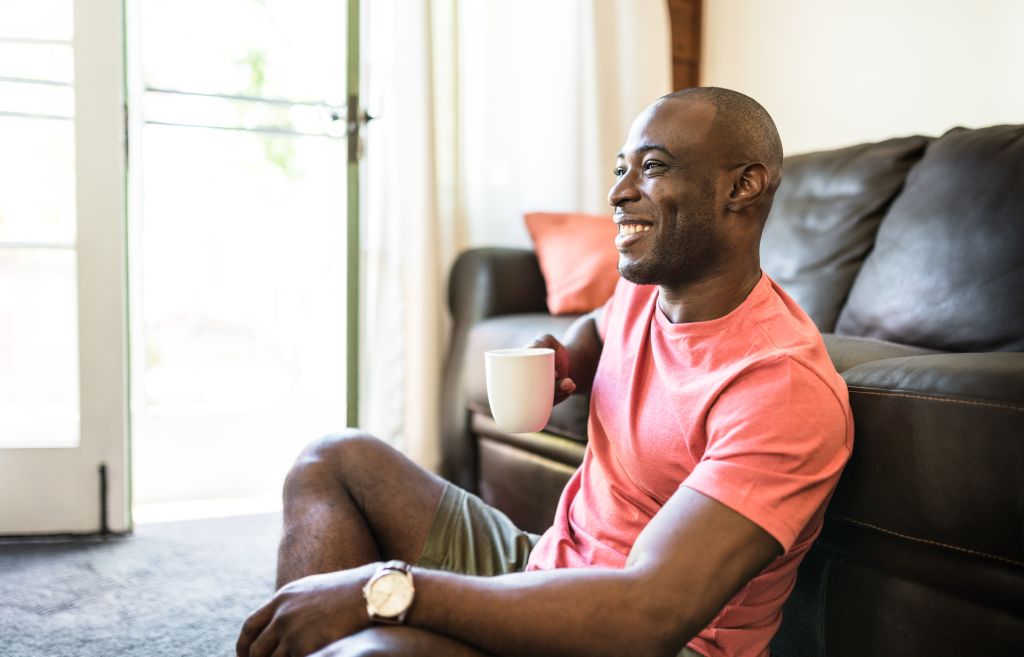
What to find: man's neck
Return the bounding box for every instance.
[657,265,762,324]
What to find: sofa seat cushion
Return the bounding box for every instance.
[822,333,943,372]
[465,313,590,442]
[761,136,930,332]
[836,124,1024,351]
[843,351,1024,406]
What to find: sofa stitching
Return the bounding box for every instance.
[831,516,1024,568]
[847,387,1023,411]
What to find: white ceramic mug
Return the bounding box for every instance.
[485,347,555,434]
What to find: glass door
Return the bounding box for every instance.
[0,0,130,534]
[127,0,356,519]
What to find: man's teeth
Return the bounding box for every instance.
[619,224,652,236]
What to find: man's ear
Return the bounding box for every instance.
[725,163,770,212]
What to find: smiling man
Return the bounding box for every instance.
[237,87,853,657]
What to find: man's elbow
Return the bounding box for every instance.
[637,617,701,657]
[618,579,704,657]
[613,625,694,657]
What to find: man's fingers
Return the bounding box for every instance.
[527,334,571,381]
[526,334,557,350]
[553,345,571,379]
[237,603,276,657]
[247,624,281,657]
[553,378,576,405]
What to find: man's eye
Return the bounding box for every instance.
[613,167,626,176]
[643,161,665,171]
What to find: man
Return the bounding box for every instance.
[237,87,853,657]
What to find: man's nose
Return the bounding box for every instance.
[608,169,641,207]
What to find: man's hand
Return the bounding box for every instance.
[526,334,576,405]
[524,308,604,403]
[237,564,377,657]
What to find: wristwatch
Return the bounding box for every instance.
[363,560,416,624]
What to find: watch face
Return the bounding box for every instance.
[368,571,414,617]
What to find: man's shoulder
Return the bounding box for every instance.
[708,278,848,413]
[743,277,841,377]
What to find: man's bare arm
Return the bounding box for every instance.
[407,487,782,657]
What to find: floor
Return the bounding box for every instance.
[0,513,281,657]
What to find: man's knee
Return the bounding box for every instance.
[300,429,391,468]
[284,430,393,499]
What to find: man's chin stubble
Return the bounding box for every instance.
[618,260,660,286]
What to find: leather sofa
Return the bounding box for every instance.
[440,125,1024,655]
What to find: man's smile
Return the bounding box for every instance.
[615,224,652,250]
[614,216,654,250]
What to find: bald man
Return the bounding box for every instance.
[237,88,853,657]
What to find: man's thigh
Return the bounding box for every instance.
[417,483,540,576]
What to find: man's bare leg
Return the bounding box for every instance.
[310,627,496,657]
[276,429,447,587]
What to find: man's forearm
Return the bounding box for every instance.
[406,566,683,657]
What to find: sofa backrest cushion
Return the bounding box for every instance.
[524,212,619,315]
[760,136,930,332]
[836,125,1024,352]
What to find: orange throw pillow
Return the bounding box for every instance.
[524,212,620,315]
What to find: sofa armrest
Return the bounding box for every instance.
[448,247,548,323]
[823,352,1024,613]
[441,248,548,489]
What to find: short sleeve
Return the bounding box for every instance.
[682,357,852,552]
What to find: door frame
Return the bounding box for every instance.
[0,0,131,536]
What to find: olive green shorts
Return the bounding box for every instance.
[415,483,705,657]
[416,482,540,576]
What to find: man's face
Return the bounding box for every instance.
[609,99,726,287]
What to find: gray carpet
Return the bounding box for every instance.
[0,513,281,657]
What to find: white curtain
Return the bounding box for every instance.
[362,0,449,470]
[362,0,672,471]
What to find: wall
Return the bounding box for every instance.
[458,0,672,248]
[702,0,1024,155]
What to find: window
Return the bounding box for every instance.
[0,0,80,448]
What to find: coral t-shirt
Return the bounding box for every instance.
[526,273,853,657]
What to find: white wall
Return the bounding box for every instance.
[702,0,1024,155]
[459,0,672,248]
